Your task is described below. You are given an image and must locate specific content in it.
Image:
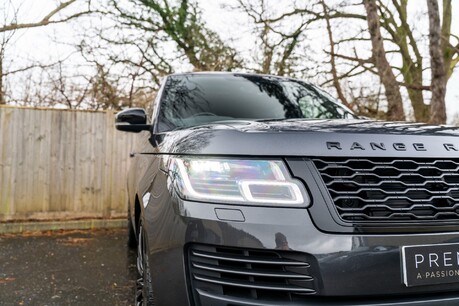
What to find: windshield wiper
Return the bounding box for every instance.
[254,118,287,122]
[254,118,308,122]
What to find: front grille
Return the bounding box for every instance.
[313,157,459,223]
[188,244,317,304]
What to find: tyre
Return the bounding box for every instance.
[127,208,137,249]
[135,221,155,306]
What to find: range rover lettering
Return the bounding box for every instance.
[116,72,459,306]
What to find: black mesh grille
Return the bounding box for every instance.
[313,157,459,222]
[188,244,317,303]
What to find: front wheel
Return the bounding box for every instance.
[135,221,155,306]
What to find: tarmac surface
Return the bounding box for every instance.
[0,228,137,306]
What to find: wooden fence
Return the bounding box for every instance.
[0,106,137,222]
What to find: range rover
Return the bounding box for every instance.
[116,72,459,305]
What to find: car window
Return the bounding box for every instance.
[157,74,357,132]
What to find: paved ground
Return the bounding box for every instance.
[0,228,137,306]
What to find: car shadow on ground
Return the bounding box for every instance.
[0,228,137,306]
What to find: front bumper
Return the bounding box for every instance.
[144,197,459,306]
[196,290,459,306]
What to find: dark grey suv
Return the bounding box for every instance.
[116,72,459,306]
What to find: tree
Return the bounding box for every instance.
[236,0,314,77]
[0,0,93,105]
[110,0,242,72]
[317,0,458,123]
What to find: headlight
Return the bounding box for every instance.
[168,157,309,207]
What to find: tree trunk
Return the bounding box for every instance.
[441,0,453,78]
[427,0,447,124]
[407,87,429,122]
[363,0,405,121]
[402,66,429,121]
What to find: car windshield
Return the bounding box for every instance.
[156,74,357,132]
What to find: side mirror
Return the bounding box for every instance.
[115,108,151,133]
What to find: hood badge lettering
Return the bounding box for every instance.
[326,142,458,152]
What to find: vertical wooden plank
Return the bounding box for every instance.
[32,109,46,214]
[68,110,79,214]
[77,111,86,213]
[17,108,27,215]
[110,111,118,216]
[40,110,51,212]
[81,111,90,213]
[104,110,115,218]
[49,109,61,212]
[79,111,91,214]
[15,108,30,215]
[0,107,15,220]
[93,111,103,216]
[26,108,37,215]
[42,110,52,212]
[10,107,21,216]
[94,111,105,215]
[112,131,121,216]
[9,108,19,219]
[65,110,75,214]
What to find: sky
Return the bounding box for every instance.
[3,0,459,122]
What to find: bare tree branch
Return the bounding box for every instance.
[0,0,93,33]
[321,0,352,109]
